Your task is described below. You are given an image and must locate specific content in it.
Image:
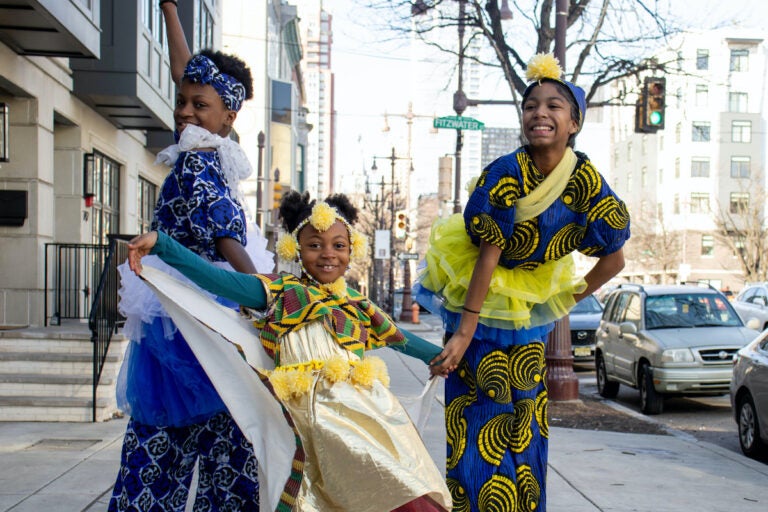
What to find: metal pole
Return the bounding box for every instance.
[389,147,396,316]
[453,0,467,214]
[546,0,579,402]
[256,131,265,228]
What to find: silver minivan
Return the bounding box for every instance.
[595,283,759,415]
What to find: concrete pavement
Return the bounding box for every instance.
[1,312,767,511]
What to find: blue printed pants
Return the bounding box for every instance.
[108,411,259,512]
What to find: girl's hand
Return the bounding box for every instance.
[429,333,472,377]
[127,231,159,275]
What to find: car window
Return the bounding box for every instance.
[624,294,641,326]
[571,295,602,314]
[609,293,630,322]
[645,293,743,329]
[739,287,756,302]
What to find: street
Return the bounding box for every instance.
[574,363,745,457]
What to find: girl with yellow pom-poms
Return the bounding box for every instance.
[125,190,452,512]
[416,53,631,511]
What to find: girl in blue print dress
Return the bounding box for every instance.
[108,2,272,511]
[416,54,631,512]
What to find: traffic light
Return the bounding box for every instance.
[394,210,408,239]
[273,181,283,209]
[644,76,665,131]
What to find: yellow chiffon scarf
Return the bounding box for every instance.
[514,147,577,223]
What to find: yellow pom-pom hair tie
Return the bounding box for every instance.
[275,200,369,265]
[523,53,587,127]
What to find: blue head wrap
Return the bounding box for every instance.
[523,78,587,129]
[183,54,246,112]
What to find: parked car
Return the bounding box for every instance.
[569,294,603,361]
[731,283,768,331]
[731,330,768,459]
[595,283,760,415]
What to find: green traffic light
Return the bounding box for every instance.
[649,111,663,125]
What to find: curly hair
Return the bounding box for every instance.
[198,48,254,100]
[279,190,359,234]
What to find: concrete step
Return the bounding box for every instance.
[0,373,116,398]
[0,396,119,422]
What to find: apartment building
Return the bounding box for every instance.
[608,29,768,291]
[0,0,308,328]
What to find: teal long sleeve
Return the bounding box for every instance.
[151,231,267,309]
[151,232,442,364]
[388,327,443,365]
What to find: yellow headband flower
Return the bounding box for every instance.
[525,53,563,82]
[275,201,368,265]
[309,201,336,232]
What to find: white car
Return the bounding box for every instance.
[731,330,768,458]
[731,283,768,331]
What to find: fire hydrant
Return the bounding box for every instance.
[411,302,420,324]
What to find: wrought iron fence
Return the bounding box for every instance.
[88,234,133,422]
[44,242,109,325]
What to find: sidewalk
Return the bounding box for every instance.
[1,313,766,511]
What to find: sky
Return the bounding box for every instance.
[323,0,768,200]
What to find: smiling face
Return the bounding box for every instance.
[174,80,236,137]
[297,220,351,284]
[522,81,579,153]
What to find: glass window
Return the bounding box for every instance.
[673,194,680,214]
[91,151,121,246]
[695,84,708,106]
[271,80,293,124]
[729,92,748,112]
[701,235,714,256]
[138,177,157,234]
[730,192,749,214]
[690,192,709,214]
[675,122,681,144]
[641,166,647,186]
[692,122,710,142]
[196,2,214,51]
[730,156,750,178]
[731,121,751,143]
[730,49,749,72]
[690,158,710,177]
[625,294,641,325]
[675,157,680,178]
[696,49,709,70]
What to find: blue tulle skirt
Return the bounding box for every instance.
[117,315,228,427]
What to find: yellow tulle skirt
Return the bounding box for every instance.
[418,214,586,331]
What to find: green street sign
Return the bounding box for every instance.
[433,115,485,131]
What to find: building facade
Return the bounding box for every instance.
[0,0,309,327]
[609,30,768,292]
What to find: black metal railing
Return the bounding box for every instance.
[88,234,133,422]
[44,242,110,325]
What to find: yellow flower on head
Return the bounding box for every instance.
[350,231,368,260]
[276,233,299,262]
[321,277,348,298]
[310,202,337,232]
[525,53,563,82]
[324,356,350,383]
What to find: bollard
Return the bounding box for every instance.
[545,316,579,401]
[411,302,420,324]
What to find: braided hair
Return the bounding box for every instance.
[278,190,359,235]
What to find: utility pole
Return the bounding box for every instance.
[546,0,579,402]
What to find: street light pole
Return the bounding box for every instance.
[452,0,467,214]
[546,0,579,402]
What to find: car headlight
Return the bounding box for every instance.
[661,348,695,363]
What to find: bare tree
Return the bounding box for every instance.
[711,178,768,283]
[365,0,703,118]
[624,207,681,284]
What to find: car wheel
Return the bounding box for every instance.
[639,364,663,415]
[596,354,619,398]
[737,393,767,458]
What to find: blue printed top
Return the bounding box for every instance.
[464,147,630,269]
[152,150,247,261]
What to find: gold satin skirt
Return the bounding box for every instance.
[272,322,451,511]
